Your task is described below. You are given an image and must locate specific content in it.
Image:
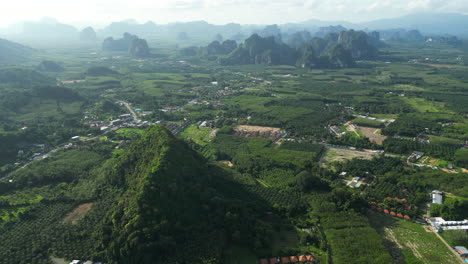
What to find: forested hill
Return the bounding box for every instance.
[218,30,378,68]
[0,38,34,65]
[96,125,269,263]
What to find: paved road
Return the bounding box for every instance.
[117,100,138,120]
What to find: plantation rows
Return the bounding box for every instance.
[0,199,113,264]
[244,185,303,208]
[0,202,75,264]
[165,230,224,264]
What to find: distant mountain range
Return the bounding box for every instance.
[0,13,467,48]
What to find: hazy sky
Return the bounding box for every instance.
[2,0,468,27]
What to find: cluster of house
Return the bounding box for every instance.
[346,176,369,188]
[428,190,468,232]
[429,217,468,232]
[370,205,412,220]
[86,113,151,132]
[408,151,424,163]
[328,125,345,137]
[339,172,370,189]
[259,255,315,264]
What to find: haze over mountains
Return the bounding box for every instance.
[1,12,468,46]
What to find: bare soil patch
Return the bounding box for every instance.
[219,160,234,167]
[426,64,455,69]
[63,203,94,224]
[322,147,380,166]
[358,126,387,145]
[235,125,281,133]
[234,125,284,140]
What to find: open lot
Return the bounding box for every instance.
[321,146,382,167]
[359,126,388,145]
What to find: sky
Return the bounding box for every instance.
[1,0,468,28]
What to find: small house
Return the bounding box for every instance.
[455,246,468,257]
[431,190,443,204]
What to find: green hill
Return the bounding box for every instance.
[96,126,269,263]
[0,38,34,65]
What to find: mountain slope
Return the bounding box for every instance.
[96,126,269,263]
[0,38,34,64]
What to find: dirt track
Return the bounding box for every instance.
[63,203,94,224]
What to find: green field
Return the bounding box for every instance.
[368,211,461,264]
[179,124,214,146]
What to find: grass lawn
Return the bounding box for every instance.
[368,211,461,264]
[179,124,214,146]
[400,97,450,113]
[440,230,468,248]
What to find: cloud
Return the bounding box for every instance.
[1,0,467,26]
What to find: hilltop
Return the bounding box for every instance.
[95,125,269,263]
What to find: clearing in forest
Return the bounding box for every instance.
[63,203,94,224]
[321,146,381,166]
[234,125,284,139]
[358,127,388,145]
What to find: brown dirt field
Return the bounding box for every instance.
[426,64,455,69]
[462,168,468,173]
[235,125,281,133]
[358,127,387,145]
[63,203,94,224]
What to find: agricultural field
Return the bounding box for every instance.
[1,18,468,264]
[368,211,462,264]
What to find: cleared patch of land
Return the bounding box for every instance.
[359,127,388,145]
[219,160,234,167]
[368,211,462,264]
[321,146,381,166]
[179,124,214,146]
[63,203,94,225]
[50,256,67,264]
[234,125,284,139]
[235,125,282,133]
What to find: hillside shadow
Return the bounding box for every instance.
[367,210,408,264]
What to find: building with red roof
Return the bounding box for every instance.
[390,211,397,216]
[397,213,404,218]
[305,255,315,261]
[290,256,299,262]
[298,255,307,262]
[404,215,411,219]
[281,257,291,263]
[270,258,279,264]
[384,209,390,214]
[260,259,269,264]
